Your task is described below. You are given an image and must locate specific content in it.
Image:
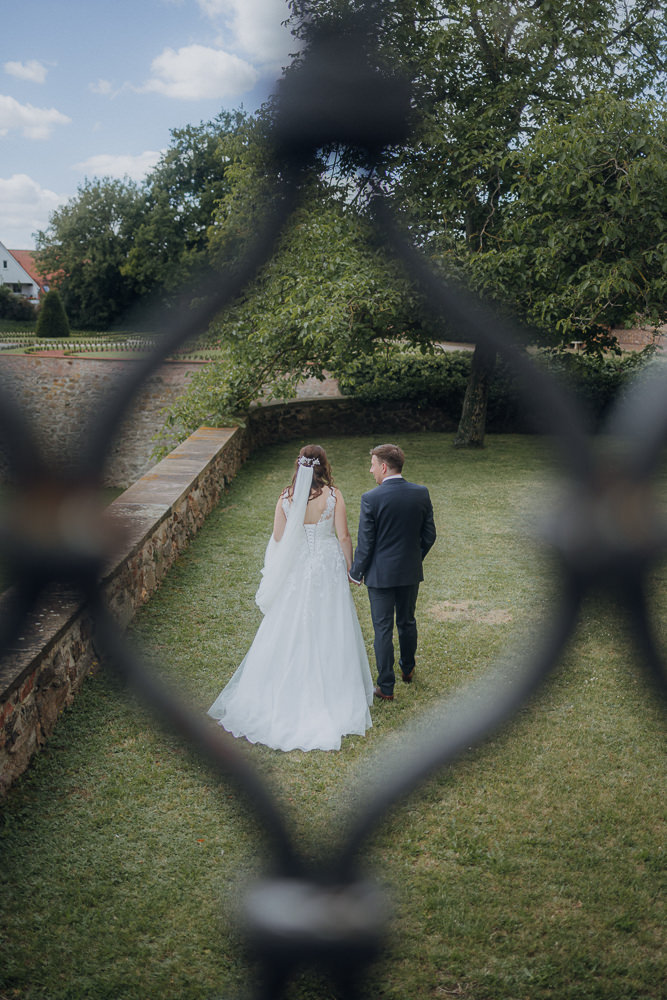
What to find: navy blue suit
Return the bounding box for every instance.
[350,477,436,694]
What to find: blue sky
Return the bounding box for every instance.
[1,0,298,248]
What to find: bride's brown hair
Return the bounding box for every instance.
[286,444,334,500]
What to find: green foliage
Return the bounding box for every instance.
[337,346,660,430]
[157,341,659,458]
[33,112,254,329]
[293,1,667,245]
[338,350,472,416]
[210,187,428,365]
[30,4,667,444]
[206,107,279,269]
[154,173,430,453]
[536,348,661,425]
[35,289,70,338]
[0,285,37,323]
[34,178,144,330]
[289,2,667,447]
[462,95,667,348]
[122,111,248,299]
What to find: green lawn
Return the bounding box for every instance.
[0,434,664,1000]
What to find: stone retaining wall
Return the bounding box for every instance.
[245,395,457,447]
[0,355,464,489]
[0,356,200,487]
[0,425,248,795]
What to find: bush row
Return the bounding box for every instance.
[336,348,661,431]
[0,286,37,323]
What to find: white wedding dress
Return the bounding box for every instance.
[208,484,374,751]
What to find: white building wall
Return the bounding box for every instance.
[0,241,40,301]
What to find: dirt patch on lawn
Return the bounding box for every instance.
[428,600,513,625]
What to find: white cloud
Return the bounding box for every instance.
[89,79,113,96]
[144,43,258,100]
[197,0,296,67]
[72,150,163,181]
[4,59,48,84]
[0,94,70,139]
[0,174,65,248]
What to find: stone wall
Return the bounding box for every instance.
[245,395,458,448]
[0,425,247,795]
[0,355,465,489]
[0,356,200,487]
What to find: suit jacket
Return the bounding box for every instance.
[350,477,436,588]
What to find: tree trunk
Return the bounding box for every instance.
[453,341,496,448]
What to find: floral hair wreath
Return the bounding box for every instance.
[298,456,321,467]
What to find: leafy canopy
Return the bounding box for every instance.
[156,182,429,452]
[34,112,250,329]
[285,2,666,446]
[34,178,144,330]
[122,110,248,299]
[462,95,667,348]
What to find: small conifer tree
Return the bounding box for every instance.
[35,289,70,338]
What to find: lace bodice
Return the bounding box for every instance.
[280,486,341,573]
[282,486,336,535]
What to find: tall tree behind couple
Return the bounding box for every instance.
[208,444,436,750]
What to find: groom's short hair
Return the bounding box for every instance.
[371,444,405,473]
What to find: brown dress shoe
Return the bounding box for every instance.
[401,668,415,683]
[374,686,394,701]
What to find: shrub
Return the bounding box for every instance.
[335,347,659,432]
[535,350,657,427]
[35,289,70,339]
[337,351,472,419]
[0,285,37,323]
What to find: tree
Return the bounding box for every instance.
[463,95,667,348]
[155,166,430,451]
[34,113,250,329]
[34,178,144,330]
[122,110,248,299]
[288,1,667,446]
[35,289,70,338]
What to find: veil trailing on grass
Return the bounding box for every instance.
[255,462,313,615]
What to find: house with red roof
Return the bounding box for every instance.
[0,241,50,303]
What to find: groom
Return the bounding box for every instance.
[349,444,436,701]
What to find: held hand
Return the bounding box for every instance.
[348,572,362,586]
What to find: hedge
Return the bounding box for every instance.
[335,348,661,432]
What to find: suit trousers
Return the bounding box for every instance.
[367,583,420,694]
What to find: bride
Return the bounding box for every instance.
[208,444,374,751]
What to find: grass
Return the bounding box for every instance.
[0,434,665,1000]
